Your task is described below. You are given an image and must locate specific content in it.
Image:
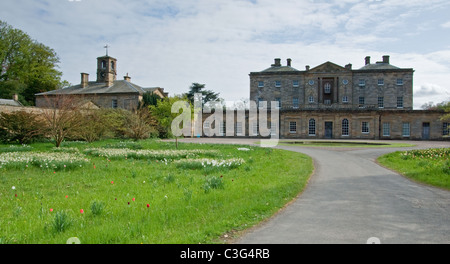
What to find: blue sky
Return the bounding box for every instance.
[1,0,449,108]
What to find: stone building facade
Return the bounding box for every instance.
[201,55,447,140]
[35,54,168,110]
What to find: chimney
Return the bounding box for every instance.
[12,94,18,101]
[345,63,352,70]
[305,65,310,71]
[124,73,131,82]
[287,58,292,67]
[271,58,281,67]
[365,56,371,65]
[382,55,390,64]
[81,73,89,88]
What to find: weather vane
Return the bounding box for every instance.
[104,44,109,56]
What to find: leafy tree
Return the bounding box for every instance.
[39,95,84,148]
[441,101,450,121]
[0,20,63,105]
[185,83,221,106]
[140,92,161,107]
[123,107,158,140]
[149,95,191,138]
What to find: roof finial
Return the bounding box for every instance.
[104,44,109,56]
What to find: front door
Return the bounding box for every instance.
[325,122,333,139]
[422,123,430,140]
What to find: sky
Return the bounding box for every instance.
[1,0,449,109]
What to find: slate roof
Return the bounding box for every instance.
[260,65,300,73]
[359,62,400,70]
[35,80,147,96]
[0,99,22,106]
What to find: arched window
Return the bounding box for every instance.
[101,60,106,69]
[309,119,316,136]
[111,61,115,70]
[342,119,349,136]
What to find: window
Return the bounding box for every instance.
[324,99,331,105]
[362,122,369,133]
[258,98,264,108]
[270,121,277,136]
[397,97,403,108]
[258,81,264,88]
[219,122,226,136]
[402,123,410,137]
[293,98,299,109]
[378,97,384,108]
[359,97,365,107]
[324,83,331,94]
[293,80,299,87]
[342,119,349,136]
[359,79,366,87]
[309,119,316,136]
[203,121,210,129]
[342,96,349,103]
[111,61,115,70]
[397,78,404,85]
[289,121,297,133]
[111,99,118,109]
[275,98,281,109]
[383,123,390,136]
[252,122,258,136]
[101,60,107,69]
[443,123,449,136]
[378,79,384,86]
[308,96,314,103]
[275,81,281,88]
[236,122,243,136]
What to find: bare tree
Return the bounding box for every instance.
[40,94,84,147]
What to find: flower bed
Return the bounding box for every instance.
[0,152,89,170]
[84,148,219,160]
[174,158,245,170]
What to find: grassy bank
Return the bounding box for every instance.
[377,148,450,190]
[0,139,313,244]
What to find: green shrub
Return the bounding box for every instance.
[52,211,71,233]
[203,176,224,193]
[90,201,104,216]
[0,111,44,144]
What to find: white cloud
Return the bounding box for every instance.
[0,0,449,108]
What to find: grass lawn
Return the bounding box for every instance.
[377,148,450,190]
[0,139,313,244]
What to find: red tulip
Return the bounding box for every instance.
[80,209,84,214]
[146,204,150,208]
[50,208,53,212]
[132,198,135,202]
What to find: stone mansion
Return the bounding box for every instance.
[245,55,447,140]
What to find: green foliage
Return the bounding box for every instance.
[203,176,224,193]
[0,20,64,105]
[52,211,71,233]
[141,92,160,107]
[185,83,222,106]
[378,148,450,189]
[149,96,191,138]
[0,111,44,144]
[90,201,105,216]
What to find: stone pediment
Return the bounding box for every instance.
[309,61,347,73]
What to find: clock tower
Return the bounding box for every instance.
[96,55,117,87]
